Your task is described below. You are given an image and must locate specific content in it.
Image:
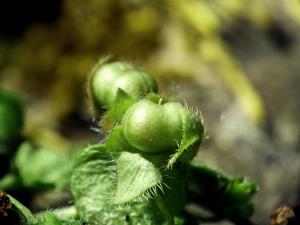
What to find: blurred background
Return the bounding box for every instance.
[1,0,300,224]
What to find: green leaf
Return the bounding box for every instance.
[0,91,24,156]
[15,142,72,189]
[8,195,37,224]
[114,151,162,204]
[0,191,37,225]
[71,144,165,225]
[71,144,115,221]
[107,131,187,218]
[0,91,24,141]
[101,89,137,131]
[167,108,203,168]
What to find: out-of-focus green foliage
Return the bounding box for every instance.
[188,161,258,220]
[0,91,23,143]
[0,142,73,191]
[14,142,72,189]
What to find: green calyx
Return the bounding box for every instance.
[90,61,158,112]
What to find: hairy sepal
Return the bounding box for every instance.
[167,107,204,168]
[101,89,137,131]
[145,93,166,104]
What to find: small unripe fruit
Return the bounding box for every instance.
[122,99,203,154]
[90,62,158,110]
[122,100,182,153]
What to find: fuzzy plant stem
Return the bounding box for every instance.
[154,195,174,225]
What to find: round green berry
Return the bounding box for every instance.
[90,61,158,110]
[122,99,203,154]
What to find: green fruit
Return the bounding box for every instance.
[122,100,182,153]
[122,99,203,154]
[90,61,158,110]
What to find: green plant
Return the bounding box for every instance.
[0,143,73,191]
[0,91,74,192]
[89,61,158,115]
[0,91,24,156]
[0,61,257,225]
[69,60,257,225]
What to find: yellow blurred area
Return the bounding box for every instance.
[0,0,299,147]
